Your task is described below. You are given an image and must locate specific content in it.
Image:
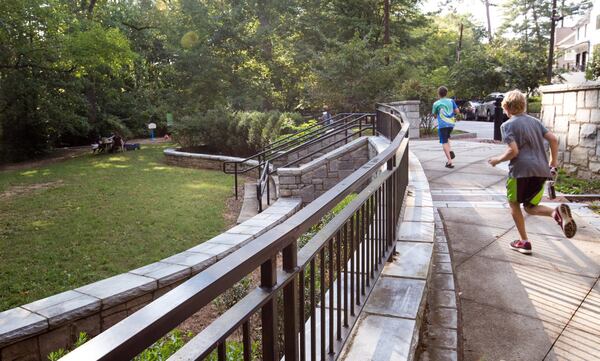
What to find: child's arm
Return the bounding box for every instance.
[488,142,519,166]
[544,131,559,168]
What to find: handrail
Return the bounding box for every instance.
[222,113,370,174]
[169,139,408,360]
[60,105,408,361]
[257,160,270,212]
[223,114,372,175]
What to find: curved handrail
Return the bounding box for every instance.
[60,106,407,361]
[223,114,372,175]
[222,113,371,174]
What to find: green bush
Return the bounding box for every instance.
[172,107,304,156]
[527,101,541,113]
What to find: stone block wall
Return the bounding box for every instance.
[385,100,420,139]
[540,82,600,178]
[163,149,259,175]
[277,138,370,204]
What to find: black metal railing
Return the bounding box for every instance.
[60,105,408,361]
[223,113,375,212]
[257,160,271,213]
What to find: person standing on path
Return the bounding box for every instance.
[432,86,459,168]
[322,106,333,126]
[488,90,577,255]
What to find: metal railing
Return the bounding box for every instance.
[60,105,408,361]
[223,113,375,212]
[257,160,271,213]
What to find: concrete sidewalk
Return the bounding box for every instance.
[412,140,600,361]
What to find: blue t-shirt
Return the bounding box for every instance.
[432,98,458,129]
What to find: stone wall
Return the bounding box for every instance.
[385,100,420,139]
[277,138,371,204]
[540,82,600,178]
[163,149,258,174]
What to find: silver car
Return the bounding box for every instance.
[475,92,505,122]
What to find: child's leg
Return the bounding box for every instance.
[442,143,452,162]
[509,201,528,240]
[523,204,554,217]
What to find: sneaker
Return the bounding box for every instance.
[450,151,455,159]
[445,162,454,169]
[553,204,577,238]
[509,240,532,255]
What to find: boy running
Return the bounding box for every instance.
[432,86,459,168]
[488,90,576,255]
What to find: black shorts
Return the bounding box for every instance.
[438,127,452,144]
[506,177,546,206]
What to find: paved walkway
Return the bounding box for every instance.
[454,120,494,140]
[412,140,600,361]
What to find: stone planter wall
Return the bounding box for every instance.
[163,149,259,174]
[385,100,421,139]
[277,137,372,205]
[540,82,600,178]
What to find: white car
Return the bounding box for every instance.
[475,92,505,122]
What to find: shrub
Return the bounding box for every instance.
[172,107,304,156]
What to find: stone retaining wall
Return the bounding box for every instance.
[386,101,421,139]
[0,198,301,361]
[277,138,371,204]
[540,82,600,178]
[163,149,259,173]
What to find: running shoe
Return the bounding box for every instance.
[445,162,454,169]
[553,204,577,238]
[509,240,532,255]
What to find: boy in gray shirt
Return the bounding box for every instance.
[488,90,576,254]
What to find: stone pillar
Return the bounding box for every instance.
[540,82,600,178]
[386,100,421,139]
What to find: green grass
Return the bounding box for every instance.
[555,169,600,195]
[0,144,233,311]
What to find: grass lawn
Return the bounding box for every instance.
[0,144,233,311]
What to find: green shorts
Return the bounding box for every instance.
[506,177,546,206]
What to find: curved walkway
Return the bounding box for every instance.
[412,140,600,361]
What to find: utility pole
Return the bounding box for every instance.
[484,0,493,41]
[457,23,463,63]
[547,0,563,84]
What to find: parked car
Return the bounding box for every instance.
[460,101,480,120]
[475,92,505,122]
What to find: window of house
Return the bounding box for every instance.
[576,53,581,66]
[583,51,588,68]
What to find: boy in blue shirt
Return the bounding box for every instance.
[432,86,459,168]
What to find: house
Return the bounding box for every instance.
[554,3,600,83]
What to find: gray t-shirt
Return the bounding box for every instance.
[501,113,551,178]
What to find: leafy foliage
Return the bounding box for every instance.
[172,109,303,156]
[586,47,600,81]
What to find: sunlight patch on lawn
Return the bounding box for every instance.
[185,182,229,191]
[20,170,38,176]
[93,163,131,169]
[107,156,128,162]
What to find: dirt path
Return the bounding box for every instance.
[0,138,169,172]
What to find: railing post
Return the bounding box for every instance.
[234,163,238,200]
[283,240,299,361]
[261,257,278,361]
